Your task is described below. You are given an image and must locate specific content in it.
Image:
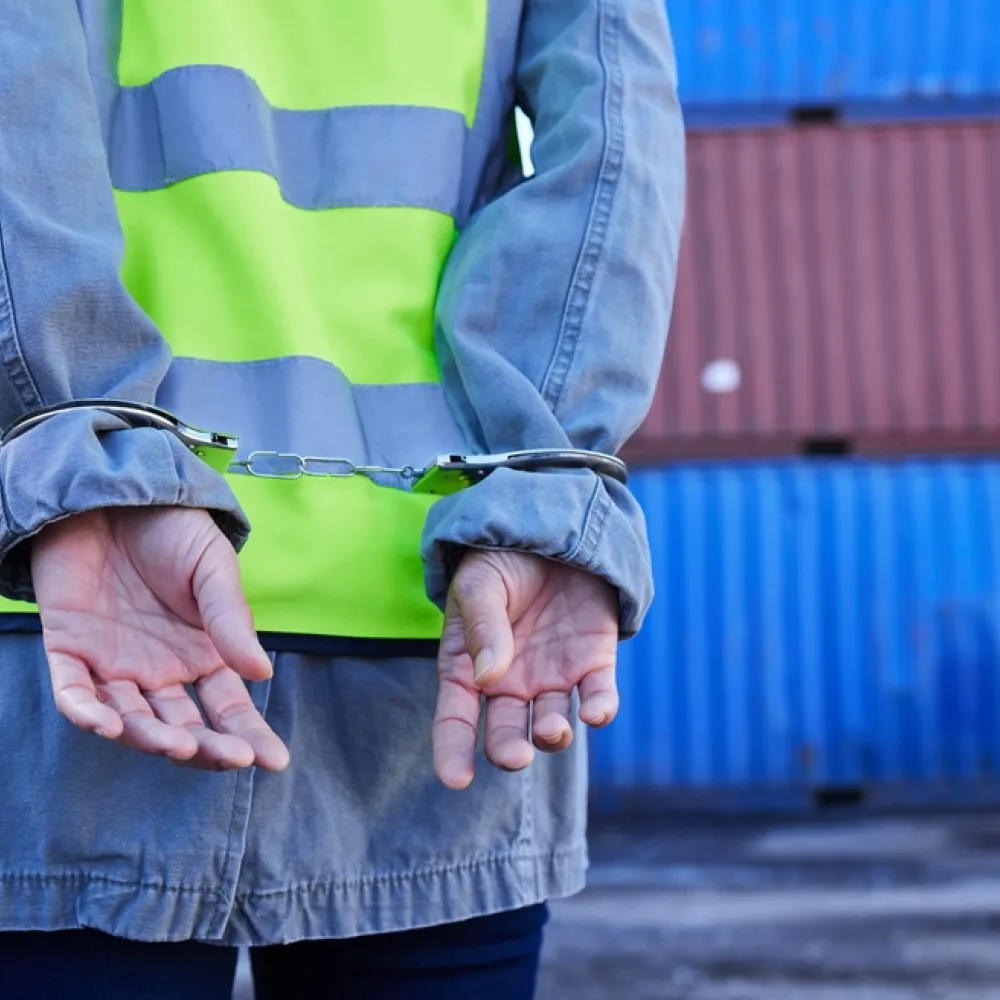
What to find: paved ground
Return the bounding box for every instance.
[235,811,1000,999]
[538,811,1000,999]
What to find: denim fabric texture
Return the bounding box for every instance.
[0,639,584,944]
[0,0,684,943]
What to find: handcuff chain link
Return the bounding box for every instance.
[231,450,419,481]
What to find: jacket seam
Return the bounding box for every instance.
[0,467,14,539]
[566,478,610,567]
[234,846,586,900]
[0,847,586,901]
[538,0,625,417]
[0,871,221,897]
[0,172,44,412]
[0,843,586,904]
[209,765,255,937]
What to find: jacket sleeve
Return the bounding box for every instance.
[0,2,247,602]
[422,0,685,635]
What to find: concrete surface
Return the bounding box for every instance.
[537,811,1000,999]
[233,811,1000,999]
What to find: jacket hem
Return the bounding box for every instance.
[0,845,587,946]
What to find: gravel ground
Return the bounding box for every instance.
[234,812,1000,1000]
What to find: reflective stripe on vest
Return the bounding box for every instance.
[110,73,469,215]
[0,0,523,639]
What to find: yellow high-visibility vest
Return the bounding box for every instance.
[0,1,521,640]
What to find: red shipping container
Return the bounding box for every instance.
[628,122,1000,462]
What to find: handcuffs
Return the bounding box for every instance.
[0,399,628,496]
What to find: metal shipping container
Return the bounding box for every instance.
[670,0,1000,128]
[591,460,1000,813]
[627,122,1000,464]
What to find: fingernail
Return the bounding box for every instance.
[95,728,112,740]
[474,649,494,682]
[444,771,473,791]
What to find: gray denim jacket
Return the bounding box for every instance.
[0,0,684,945]
[0,0,683,632]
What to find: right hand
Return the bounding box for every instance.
[31,507,289,771]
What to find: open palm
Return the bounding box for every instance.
[434,550,619,789]
[32,507,288,771]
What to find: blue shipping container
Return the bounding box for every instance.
[670,0,1000,128]
[591,460,1000,812]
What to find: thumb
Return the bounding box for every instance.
[192,532,273,682]
[450,554,515,688]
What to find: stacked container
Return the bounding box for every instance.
[591,2,1000,812]
[673,0,1000,129]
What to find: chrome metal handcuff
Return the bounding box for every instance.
[1,400,628,496]
[1,399,238,473]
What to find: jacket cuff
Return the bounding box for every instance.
[0,410,249,602]
[421,467,653,636]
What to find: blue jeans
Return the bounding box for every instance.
[0,904,547,1000]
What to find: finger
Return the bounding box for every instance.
[531,691,574,752]
[485,695,534,772]
[450,559,515,687]
[432,670,482,790]
[99,679,199,760]
[146,684,255,771]
[578,664,619,728]
[197,668,290,772]
[191,533,273,683]
[47,651,124,740]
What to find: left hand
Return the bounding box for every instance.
[433,549,619,789]
[31,507,289,772]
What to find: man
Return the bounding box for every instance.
[0,2,683,998]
